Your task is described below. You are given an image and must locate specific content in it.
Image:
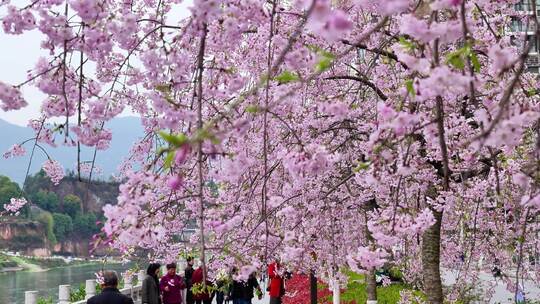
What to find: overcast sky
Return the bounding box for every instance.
[0,2,192,126]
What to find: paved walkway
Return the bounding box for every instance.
[252,291,270,304]
[443,270,540,303]
[209,279,270,304]
[210,272,540,303]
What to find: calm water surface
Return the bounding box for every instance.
[0,263,132,304]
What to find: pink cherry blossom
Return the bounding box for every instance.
[167,175,183,191]
[2,5,36,34]
[3,144,26,159]
[42,159,65,185]
[488,44,518,75]
[3,198,27,215]
[0,1,538,302]
[0,81,27,111]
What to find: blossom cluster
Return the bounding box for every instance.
[0,81,27,111]
[42,159,65,185]
[0,0,539,302]
[3,198,27,215]
[3,144,26,159]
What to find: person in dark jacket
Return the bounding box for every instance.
[243,272,262,304]
[142,263,162,304]
[87,271,134,304]
[227,268,262,304]
[160,262,185,304]
[227,267,244,304]
[185,257,195,304]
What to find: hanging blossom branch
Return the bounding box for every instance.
[196,22,209,283]
[262,0,278,264]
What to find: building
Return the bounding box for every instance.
[511,0,540,73]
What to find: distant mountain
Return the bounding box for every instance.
[0,117,144,184]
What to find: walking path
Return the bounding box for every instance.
[20,268,539,304]
[210,291,269,304]
[251,292,270,304]
[247,272,540,304]
[442,269,540,303]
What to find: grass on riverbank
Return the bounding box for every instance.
[0,253,18,268]
[0,253,102,272]
[6,255,44,271]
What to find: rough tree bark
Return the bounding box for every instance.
[366,269,378,302]
[421,209,444,303]
[421,94,449,304]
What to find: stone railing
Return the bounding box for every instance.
[24,270,146,304]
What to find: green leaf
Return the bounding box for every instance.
[315,50,336,72]
[156,147,167,155]
[158,131,188,147]
[462,43,472,56]
[175,133,188,144]
[155,84,170,93]
[404,79,415,96]
[246,105,259,113]
[470,52,481,73]
[164,151,175,169]
[305,44,321,53]
[195,129,210,141]
[193,128,221,145]
[159,131,176,144]
[353,161,370,173]
[399,36,415,50]
[320,50,336,60]
[316,57,333,72]
[305,45,337,72]
[209,134,221,145]
[275,71,299,84]
[447,53,465,70]
[446,43,480,72]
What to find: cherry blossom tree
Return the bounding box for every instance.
[1,0,539,303]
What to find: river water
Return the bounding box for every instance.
[0,263,132,304]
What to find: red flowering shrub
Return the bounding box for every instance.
[283,274,334,304]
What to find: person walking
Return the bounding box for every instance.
[160,262,185,304]
[87,271,134,304]
[192,264,213,304]
[228,268,262,304]
[243,272,262,304]
[185,257,195,304]
[214,268,230,304]
[227,267,244,304]
[267,262,285,304]
[142,263,162,304]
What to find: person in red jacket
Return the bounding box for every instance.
[191,264,213,304]
[267,262,285,304]
[159,263,185,304]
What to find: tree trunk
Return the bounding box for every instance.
[422,209,444,304]
[363,200,378,303]
[310,270,317,304]
[366,268,377,302]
